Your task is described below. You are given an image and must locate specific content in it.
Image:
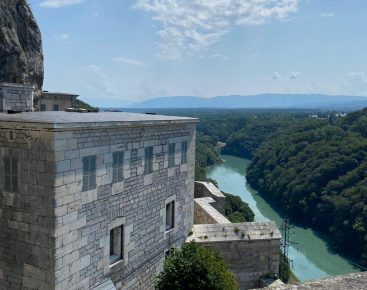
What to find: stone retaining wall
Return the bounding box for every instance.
[0,83,33,112]
[194,197,231,224]
[194,181,226,213]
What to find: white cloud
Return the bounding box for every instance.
[210,54,230,61]
[347,72,367,83]
[320,12,335,17]
[40,0,83,8]
[289,71,300,79]
[133,0,299,60]
[54,33,71,41]
[111,57,147,66]
[272,72,282,80]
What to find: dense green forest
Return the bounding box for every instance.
[191,108,367,266]
[246,111,367,266]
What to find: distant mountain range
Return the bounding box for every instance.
[129,94,367,110]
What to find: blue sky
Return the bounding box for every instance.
[28,0,367,107]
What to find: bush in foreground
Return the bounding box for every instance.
[156,242,237,290]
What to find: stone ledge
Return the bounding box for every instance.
[187,222,281,243]
[259,272,367,290]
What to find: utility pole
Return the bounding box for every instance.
[279,218,297,282]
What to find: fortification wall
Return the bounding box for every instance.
[52,122,196,289]
[194,197,231,224]
[0,83,33,112]
[194,181,226,213]
[188,223,281,290]
[0,123,56,289]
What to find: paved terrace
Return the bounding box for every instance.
[187,222,281,243]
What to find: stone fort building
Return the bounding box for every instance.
[0,109,197,289]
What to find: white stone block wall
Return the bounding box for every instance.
[0,119,196,290]
[0,83,34,112]
[0,124,56,289]
[52,122,196,289]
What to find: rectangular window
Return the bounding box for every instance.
[82,155,96,191]
[181,141,188,164]
[53,104,59,111]
[112,151,124,183]
[40,104,46,111]
[4,158,18,192]
[144,146,153,174]
[165,200,175,231]
[110,225,123,264]
[168,143,175,167]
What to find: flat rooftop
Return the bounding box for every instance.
[0,112,198,129]
[187,222,281,243]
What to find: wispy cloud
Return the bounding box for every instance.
[40,0,83,8]
[54,33,71,41]
[347,72,367,83]
[133,0,299,60]
[272,72,282,80]
[210,54,230,61]
[289,71,300,79]
[111,57,147,66]
[320,12,335,17]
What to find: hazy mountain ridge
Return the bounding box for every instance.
[130,94,367,110]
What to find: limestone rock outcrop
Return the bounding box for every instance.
[0,0,44,98]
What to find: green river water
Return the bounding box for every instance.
[207,154,363,282]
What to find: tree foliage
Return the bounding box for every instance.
[223,192,255,222]
[156,242,237,290]
[245,112,367,266]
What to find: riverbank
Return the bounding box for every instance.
[207,155,362,282]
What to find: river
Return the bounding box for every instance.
[207,154,362,282]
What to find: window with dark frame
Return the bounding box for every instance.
[144,146,153,174]
[181,141,188,164]
[53,104,59,111]
[110,225,124,264]
[82,155,96,191]
[4,158,18,192]
[168,143,175,167]
[40,104,46,111]
[112,151,124,183]
[165,200,175,231]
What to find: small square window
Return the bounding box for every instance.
[40,104,46,111]
[168,143,175,167]
[181,141,188,164]
[144,147,153,174]
[4,158,18,192]
[166,200,175,231]
[112,151,124,183]
[110,225,123,264]
[53,104,59,111]
[82,155,96,191]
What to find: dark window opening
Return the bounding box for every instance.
[110,225,124,264]
[82,155,96,191]
[144,146,153,174]
[112,151,124,183]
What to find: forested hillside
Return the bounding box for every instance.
[245,112,367,266]
[192,108,367,266]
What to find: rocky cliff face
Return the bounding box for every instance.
[0,0,44,98]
